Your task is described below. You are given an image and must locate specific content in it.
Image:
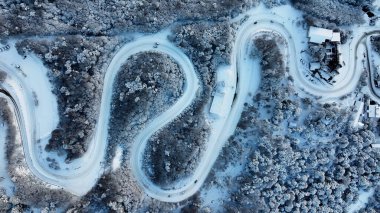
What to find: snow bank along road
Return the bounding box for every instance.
[0,7,379,202]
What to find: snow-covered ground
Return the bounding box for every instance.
[0,41,66,177]
[347,188,374,213]
[375,0,380,9]
[0,43,87,175]
[200,162,245,211]
[0,41,59,140]
[112,146,123,172]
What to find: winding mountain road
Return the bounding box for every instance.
[0,11,378,203]
[133,14,380,202]
[365,34,380,102]
[0,31,200,196]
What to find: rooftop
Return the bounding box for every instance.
[210,92,225,117]
[368,104,380,118]
[308,27,341,44]
[332,32,341,42]
[310,62,321,71]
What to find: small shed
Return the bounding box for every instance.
[310,62,321,71]
[210,93,225,117]
[210,81,227,117]
[368,104,380,118]
[319,70,331,80]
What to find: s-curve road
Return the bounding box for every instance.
[130,14,380,202]
[2,12,378,203]
[0,31,200,196]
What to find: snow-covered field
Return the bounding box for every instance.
[0,41,59,140]
[347,188,375,213]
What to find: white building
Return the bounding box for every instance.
[331,32,341,43]
[309,62,321,71]
[371,144,380,148]
[319,70,331,80]
[308,27,341,44]
[368,104,380,118]
[210,92,225,117]
[210,81,228,117]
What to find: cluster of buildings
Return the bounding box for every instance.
[352,96,380,149]
[308,27,343,83]
[352,95,380,126]
[367,100,380,118]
